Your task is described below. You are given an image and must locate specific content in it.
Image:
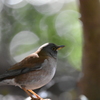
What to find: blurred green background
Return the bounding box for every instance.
[0,0,82,100]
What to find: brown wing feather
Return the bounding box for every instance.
[8,53,47,71]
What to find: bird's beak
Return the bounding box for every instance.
[57,45,65,50]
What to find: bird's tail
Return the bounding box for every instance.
[0,81,6,85]
[0,72,14,86]
[0,78,15,86]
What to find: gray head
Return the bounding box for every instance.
[37,43,65,58]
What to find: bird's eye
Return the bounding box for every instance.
[52,47,56,51]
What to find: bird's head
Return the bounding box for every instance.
[36,43,65,58]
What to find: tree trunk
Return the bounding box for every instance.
[79,0,100,100]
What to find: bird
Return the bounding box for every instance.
[0,43,65,100]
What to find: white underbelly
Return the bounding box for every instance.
[25,67,56,90]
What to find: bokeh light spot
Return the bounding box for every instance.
[33,0,64,15]
[10,31,39,62]
[55,10,81,37]
[1,0,27,9]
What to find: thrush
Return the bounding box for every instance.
[0,43,65,100]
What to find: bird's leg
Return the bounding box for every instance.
[27,89,43,100]
[22,87,36,100]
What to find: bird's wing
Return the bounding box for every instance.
[0,53,48,81]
